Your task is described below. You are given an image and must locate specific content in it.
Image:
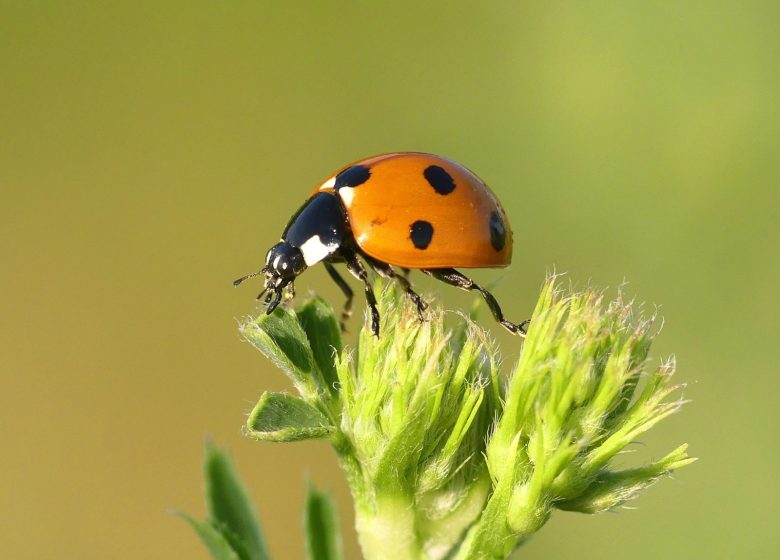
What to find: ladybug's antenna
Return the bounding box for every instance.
[233,267,269,287]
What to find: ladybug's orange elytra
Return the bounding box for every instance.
[313,153,512,269]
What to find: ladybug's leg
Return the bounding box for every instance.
[344,253,381,337]
[363,257,428,321]
[422,268,529,336]
[324,262,353,333]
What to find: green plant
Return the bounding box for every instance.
[179,442,343,560]
[185,276,694,559]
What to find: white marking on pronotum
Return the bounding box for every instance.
[321,176,336,190]
[273,255,282,269]
[299,235,335,266]
[339,187,355,206]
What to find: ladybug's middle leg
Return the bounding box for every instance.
[343,253,381,337]
[363,257,428,322]
[422,268,528,336]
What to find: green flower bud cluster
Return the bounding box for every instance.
[239,277,694,560]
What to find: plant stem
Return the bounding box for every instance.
[355,495,423,560]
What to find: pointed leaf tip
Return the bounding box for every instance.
[247,391,334,442]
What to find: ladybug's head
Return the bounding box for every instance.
[263,241,307,281]
[233,241,306,314]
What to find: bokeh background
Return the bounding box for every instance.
[2,2,778,558]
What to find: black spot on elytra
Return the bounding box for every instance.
[489,211,506,252]
[423,165,456,195]
[334,165,371,189]
[410,220,434,249]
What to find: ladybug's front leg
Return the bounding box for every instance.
[343,253,381,337]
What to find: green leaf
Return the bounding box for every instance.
[304,483,343,560]
[247,392,334,442]
[204,443,270,560]
[240,308,319,401]
[296,297,342,396]
[177,513,243,560]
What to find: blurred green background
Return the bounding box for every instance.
[2,1,778,558]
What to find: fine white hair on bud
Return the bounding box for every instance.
[240,275,694,560]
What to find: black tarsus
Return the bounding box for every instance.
[324,262,354,332]
[422,268,528,336]
[266,287,284,314]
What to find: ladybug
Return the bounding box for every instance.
[234,152,527,336]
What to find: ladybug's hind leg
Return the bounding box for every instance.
[343,253,381,337]
[363,257,428,322]
[324,262,353,333]
[422,268,529,336]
